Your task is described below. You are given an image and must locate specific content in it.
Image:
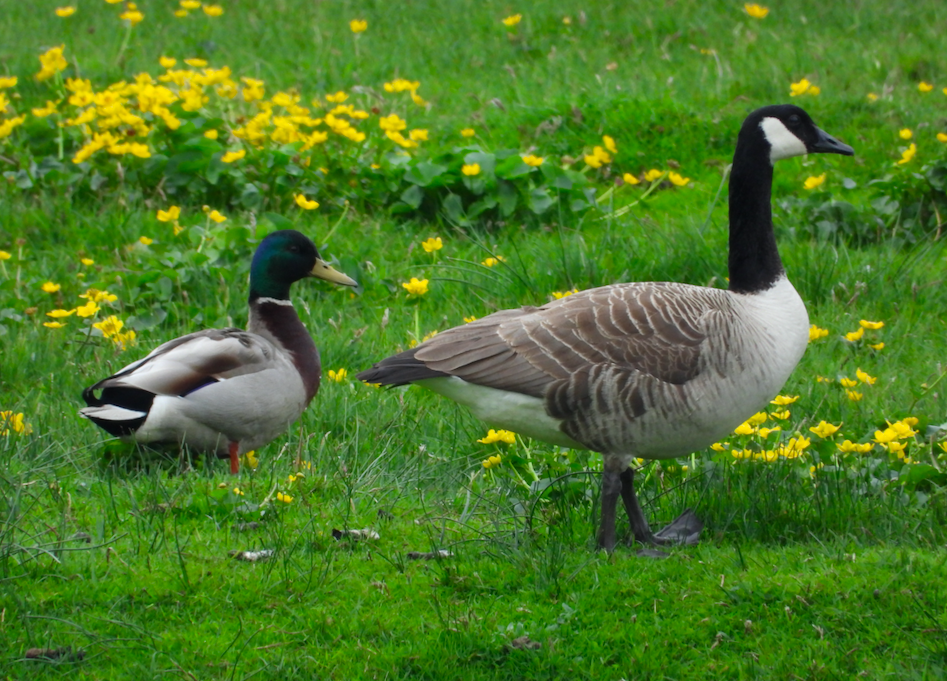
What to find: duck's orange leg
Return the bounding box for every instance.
[229,441,240,474]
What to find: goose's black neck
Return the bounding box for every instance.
[727,140,784,295]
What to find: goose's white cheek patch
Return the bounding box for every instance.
[760,117,808,162]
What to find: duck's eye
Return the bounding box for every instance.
[289,245,300,253]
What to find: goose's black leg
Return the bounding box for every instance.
[597,467,622,552]
[620,466,704,548]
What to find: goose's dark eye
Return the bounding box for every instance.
[788,114,801,126]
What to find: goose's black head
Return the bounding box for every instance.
[740,104,854,164]
[250,229,357,301]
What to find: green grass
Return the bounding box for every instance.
[2,0,947,678]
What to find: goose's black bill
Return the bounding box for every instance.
[811,127,854,156]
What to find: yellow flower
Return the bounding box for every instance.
[0,251,10,260]
[522,154,544,167]
[244,450,259,469]
[710,442,728,452]
[294,194,319,210]
[139,236,153,246]
[478,429,516,444]
[44,321,66,329]
[221,149,246,163]
[789,78,819,97]
[770,410,790,420]
[80,258,94,266]
[770,395,799,406]
[846,390,863,402]
[76,301,100,318]
[159,56,177,69]
[844,327,865,342]
[0,77,17,89]
[462,163,481,176]
[157,206,181,222]
[551,287,579,299]
[208,210,227,223]
[808,325,829,342]
[937,133,947,143]
[409,129,429,142]
[482,454,503,469]
[836,439,872,454]
[184,57,208,68]
[668,172,690,187]
[809,421,841,438]
[584,146,612,168]
[460,128,475,138]
[733,422,756,436]
[41,282,61,293]
[888,419,917,438]
[887,441,908,457]
[204,129,218,140]
[855,368,876,385]
[758,426,781,438]
[421,237,443,253]
[744,3,769,18]
[803,173,826,190]
[112,330,136,350]
[622,172,640,185]
[0,411,32,436]
[174,9,187,17]
[32,100,59,117]
[869,342,885,351]
[867,92,878,102]
[120,8,145,25]
[276,492,293,504]
[46,308,75,318]
[328,368,347,382]
[899,128,913,140]
[919,82,934,93]
[482,256,506,267]
[463,316,477,324]
[747,412,768,426]
[897,143,916,165]
[203,4,223,16]
[502,14,522,27]
[233,487,244,496]
[180,0,201,9]
[602,135,617,154]
[644,169,664,182]
[80,288,117,303]
[349,19,368,33]
[93,315,124,337]
[36,45,68,82]
[839,377,858,388]
[55,6,76,17]
[325,91,348,103]
[859,319,884,330]
[402,277,429,296]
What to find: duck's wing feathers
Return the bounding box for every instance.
[359,282,731,399]
[83,328,280,403]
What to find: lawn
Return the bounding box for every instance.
[1,1,947,678]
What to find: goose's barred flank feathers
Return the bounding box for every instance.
[357,104,854,552]
[80,230,358,473]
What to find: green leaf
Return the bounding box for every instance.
[442,193,467,225]
[400,184,424,209]
[262,212,294,231]
[497,180,518,217]
[495,155,533,179]
[464,151,496,176]
[405,161,447,187]
[468,195,498,218]
[527,188,554,214]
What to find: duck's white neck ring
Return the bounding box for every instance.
[255,296,293,306]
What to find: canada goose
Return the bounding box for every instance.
[357,105,853,551]
[81,230,358,473]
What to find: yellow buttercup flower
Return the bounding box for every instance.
[478,429,516,444]
[522,154,544,167]
[482,454,503,469]
[180,0,201,9]
[551,287,579,299]
[844,327,864,342]
[93,315,124,337]
[36,45,68,82]
[859,319,884,330]
[644,169,663,183]
[733,422,756,436]
[462,163,481,176]
[276,491,293,504]
[803,173,826,190]
[502,14,522,27]
[770,395,799,406]
[583,146,612,168]
[294,193,319,210]
[80,258,94,266]
[0,77,17,89]
[46,308,75,318]
[836,440,873,454]
[221,149,245,163]
[76,301,100,318]
[770,410,790,420]
[622,173,640,185]
[159,56,177,69]
[789,78,819,97]
[184,57,208,68]
[839,377,858,388]
[602,135,617,154]
[808,325,829,342]
[855,368,877,385]
[328,368,347,382]
[55,6,76,17]
[208,210,227,223]
[919,82,934,93]
[869,342,885,351]
[402,277,429,296]
[139,236,153,246]
[809,421,841,438]
[846,390,863,402]
[0,411,32,436]
[899,128,913,140]
[157,206,181,222]
[463,316,477,324]
[349,19,367,33]
[41,282,61,293]
[421,237,443,253]
[744,3,768,18]
[203,4,223,16]
[897,143,916,165]
[120,8,145,25]
[460,128,475,138]
[44,321,66,329]
[481,256,506,268]
[668,172,690,187]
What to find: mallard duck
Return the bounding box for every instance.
[358,105,853,552]
[81,229,357,473]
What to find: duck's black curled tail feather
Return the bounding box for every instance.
[356,348,451,386]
